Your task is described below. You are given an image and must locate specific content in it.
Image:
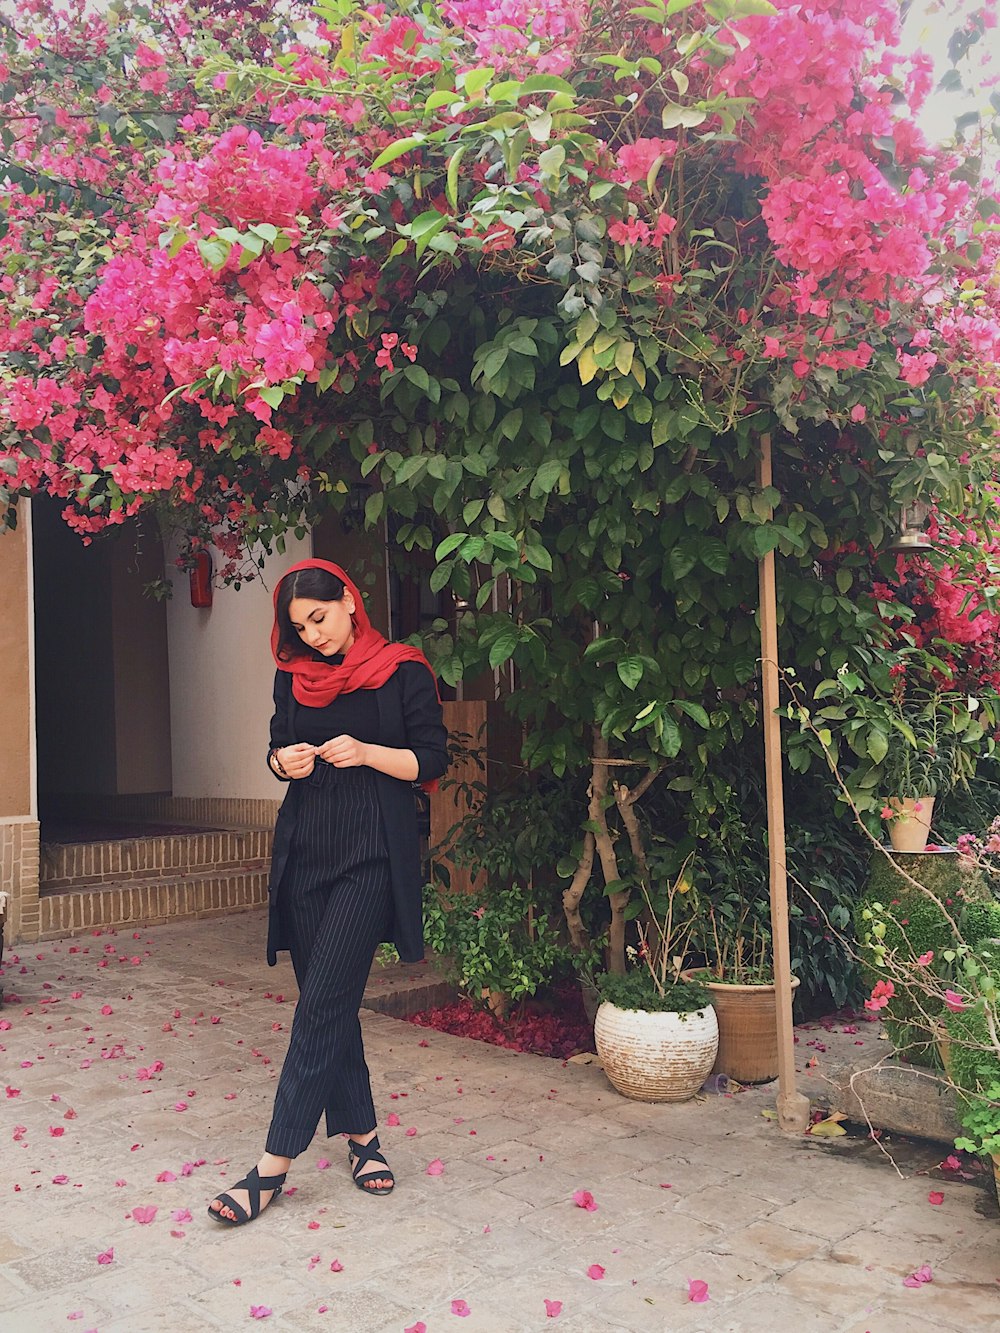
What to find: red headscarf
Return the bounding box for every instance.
[271,559,439,707]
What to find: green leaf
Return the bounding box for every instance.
[867,728,890,765]
[752,526,782,557]
[404,363,431,391]
[370,135,426,170]
[197,237,231,270]
[446,145,467,211]
[531,459,564,495]
[459,66,495,95]
[488,626,520,668]
[617,655,644,689]
[435,532,469,559]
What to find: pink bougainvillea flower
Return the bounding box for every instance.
[404,1324,427,1333]
[329,1259,344,1272]
[131,1206,157,1224]
[250,1306,272,1319]
[928,1191,944,1205]
[688,1278,710,1303]
[572,1189,597,1211]
[406,1126,417,1136]
[451,1299,471,1316]
[880,805,894,820]
[941,1154,962,1172]
[316,1158,331,1170]
[903,1264,933,1287]
[96,1248,114,1265]
[865,980,895,1012]
[171,1208,193,1223]
[916,951,934,966]
[943,990,966,1013]
[100,1004,113,1016]
[386,1112,401,1127]
[156,1170,177,1182]
[426,1159,445,1176]
[587,1264,605,1280]
[543,1298,562,1317]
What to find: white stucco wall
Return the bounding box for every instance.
[165,536,312,800]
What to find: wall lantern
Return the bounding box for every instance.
[886,498,933,553]
[189,550,214,608]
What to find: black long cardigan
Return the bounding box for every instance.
[265,662,449,965]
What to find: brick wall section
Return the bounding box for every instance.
[39,829,272,891]
[43,793,280,828]
[2,820,40,944]
[38,870,270,940]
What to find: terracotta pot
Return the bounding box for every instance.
[685,974,800,1084]
[594,1000,718,1103]
[888,796,936,853]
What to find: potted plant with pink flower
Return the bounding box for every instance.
[812,647,993,852]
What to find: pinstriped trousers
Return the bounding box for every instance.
[265,765,393,1158]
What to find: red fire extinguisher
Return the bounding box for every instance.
[189,550,213,608]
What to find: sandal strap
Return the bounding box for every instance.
[348,1136,393,1182]
[229,1165,286,1219]
[212,1190,251,1224]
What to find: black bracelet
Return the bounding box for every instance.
[270,749,289,778]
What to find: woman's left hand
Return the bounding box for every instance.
[315,734,370,768]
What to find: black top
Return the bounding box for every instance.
[265,661,450,964]
[292,687,380,748]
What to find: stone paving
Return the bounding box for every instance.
[2,910,999,1333]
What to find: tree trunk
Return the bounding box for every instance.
[562,828,594,953]
[590,729,629,974]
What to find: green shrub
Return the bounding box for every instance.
[595,972,710,1016]
[856,850,988,1065]
[423,882,568,1006]
[960,901,1000,950]
[945,1002,1000,1157]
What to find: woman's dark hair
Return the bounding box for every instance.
[275,567,347,661]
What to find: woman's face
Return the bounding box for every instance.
[288,594,356,657]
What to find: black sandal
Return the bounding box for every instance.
[347,1135,395,1195]
[207,1165,286,1226]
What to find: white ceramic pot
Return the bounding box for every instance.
[888,795,935,853]
[594,1000,719,1103]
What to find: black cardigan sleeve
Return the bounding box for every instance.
[399,662,450,784]
[266,671,294,781]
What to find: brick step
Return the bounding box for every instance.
[39,828,272,892]
[38,867,269,940]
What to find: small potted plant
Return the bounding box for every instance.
[811,650,993,852]
[590,870,717,1104]
[684,900,800,1085]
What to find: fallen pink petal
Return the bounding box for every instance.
[131,1206,157,1224]
[96,1248,114,1265]
[451,1299,471,1317]
[404,1324,427,1333]
[572,1189,597,1211]
[688,1278,710,1303]
[171,1208,193,1223]
[250,1306,272,1319]
[903,1264,934,1288]
[928,1191,944,1205]
[316,1158,331,1170]
[386,1112,401,1126]
[543,1298,563,1318]
[587,1264,605,1281]
[329,1259,344,1272]
[426,1159,445,1176]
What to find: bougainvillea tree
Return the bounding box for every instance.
[2,0,999,971]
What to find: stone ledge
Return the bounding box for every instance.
[37,870,269,940]
[797,1020,961,1145]
[362,955,458,1019]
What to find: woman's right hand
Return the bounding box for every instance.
[274,743,317,779]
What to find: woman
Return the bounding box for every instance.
[209,558,449,1225]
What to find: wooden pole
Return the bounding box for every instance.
[757,433,810,1133]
